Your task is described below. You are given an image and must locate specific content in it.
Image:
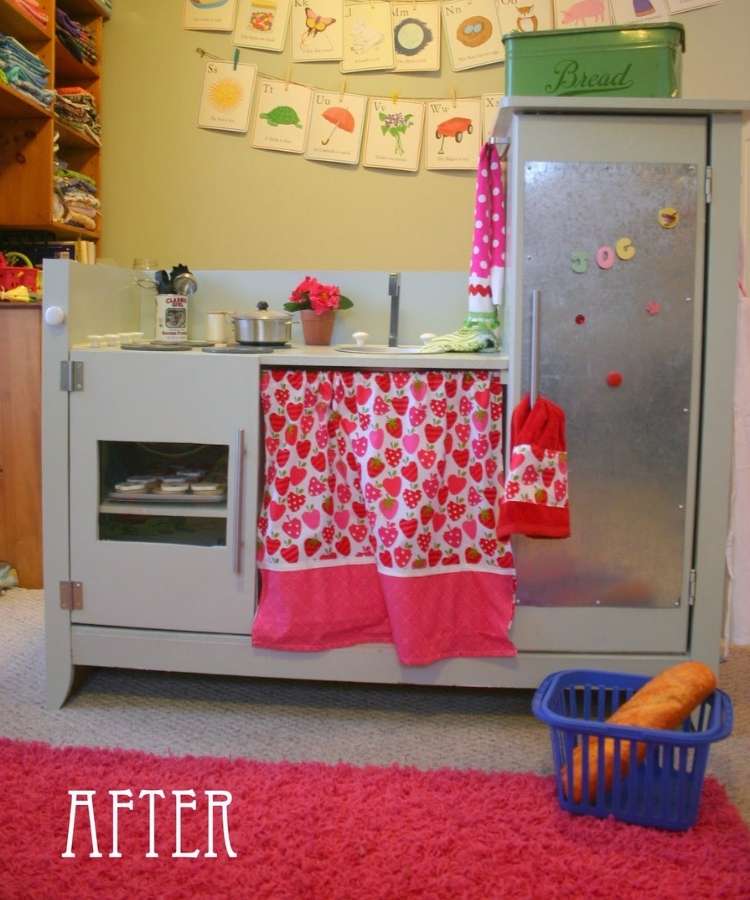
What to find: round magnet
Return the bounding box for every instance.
[606,371,623,388]
[575,314,586,325]
[571,251,588,274]
[615,237,636,260]
[658,208,679,229]
[645,301,661,316]
[596,245,615,270]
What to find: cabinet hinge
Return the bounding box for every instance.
[704,166,713,204]
[688,569,697,607]
[60,360,84,392]
[59,581,83,610]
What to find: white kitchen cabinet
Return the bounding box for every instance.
[65,350,260,633]
[42,98,747,706]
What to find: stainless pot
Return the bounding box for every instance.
[231,302,293,345]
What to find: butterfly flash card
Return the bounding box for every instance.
[198,60,257,132]
[292,0,343,60]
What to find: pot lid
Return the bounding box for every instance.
[234,302,291,321]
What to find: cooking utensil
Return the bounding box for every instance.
[231,302,293,346]
[155,270,172,294]
[171,264,198,297]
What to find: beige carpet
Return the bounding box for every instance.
[2,588,748,824]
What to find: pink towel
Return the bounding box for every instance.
[468,142,506,315]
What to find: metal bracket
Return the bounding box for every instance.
[59,581,83,610]
[60,360,84,392]
[688,569,696,606]
[704,166,713,204]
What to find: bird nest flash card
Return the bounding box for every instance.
[252,79,313,153]
[234,0,292,51]
[495,0,553,35]
[198,60,258,132]
[553,0,612,28]
[443,0,504,71]
[363,97,424,172]
[291,0,344,61]
[481,92,503,143]
[185,0,238,30]
[425,98,481,170]
[305,91,367,164]
[341,1,395,72]
[391,3,441,73]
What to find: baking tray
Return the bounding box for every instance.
[106,490,226,504]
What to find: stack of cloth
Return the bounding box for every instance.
[55,8,97,66]
[53,159,100,232]
[55,87,101,145]
[0,34,53,107]
[11,0,49,28]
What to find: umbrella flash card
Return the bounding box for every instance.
[363,97,425,172]
[305,91,367,165]
[292,0,344,61]
[185,0,238,30]
[234,0,292,52]
[198,60,257,132]
[443,0,504,71]
[425,98,482,170]
[341,1,395,72]
[391,2,441,73]
[252,79,313,153]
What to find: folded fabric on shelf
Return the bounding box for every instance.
[55,87,101,144]
[12,0,49,27]
[0,33,53,107]
[53,157,100,232]
[55,8,98,66]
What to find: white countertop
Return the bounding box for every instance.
[74,343,510,371]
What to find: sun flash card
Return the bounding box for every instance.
[198,60,257,132]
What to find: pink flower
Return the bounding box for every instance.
[289,276,320,305]
[310,282,341,316]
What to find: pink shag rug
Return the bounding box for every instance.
[1,737,749,899]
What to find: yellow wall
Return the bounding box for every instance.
[101,0,750,270]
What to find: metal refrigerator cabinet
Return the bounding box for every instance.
[495,98,746,668]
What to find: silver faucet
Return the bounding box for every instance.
[388,272,401,347]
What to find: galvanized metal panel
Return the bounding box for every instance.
[516,161,699,609]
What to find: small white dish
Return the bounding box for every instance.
[158,483,190,494]
[191,482,222,494]
[114,482,144,493]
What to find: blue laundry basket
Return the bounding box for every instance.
[532,669,733,830]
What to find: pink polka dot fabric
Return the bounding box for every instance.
[469,143,506,313]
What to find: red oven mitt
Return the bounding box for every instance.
[497,393,570,540]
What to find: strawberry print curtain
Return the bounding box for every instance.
[253,368,517,665]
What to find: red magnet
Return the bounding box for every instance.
[606,371,623,388]
[575,314,586,325]
[646,302,661,316]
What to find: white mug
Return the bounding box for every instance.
[207,312,229,344]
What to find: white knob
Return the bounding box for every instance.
[45,306,66,326]
[352,331,369,347]
[420,332,437,344]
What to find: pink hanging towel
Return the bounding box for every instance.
[253,369,517,664]
[497,394,570,540]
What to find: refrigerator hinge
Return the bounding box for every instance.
[688,569,697,607]
[60,360,84,392]
[59,581,83,610]
[704,166,713,204]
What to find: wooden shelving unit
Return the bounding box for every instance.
[0,0,104,241]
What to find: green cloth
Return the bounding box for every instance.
[419,311,500,354]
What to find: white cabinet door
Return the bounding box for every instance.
[68,350,259,634]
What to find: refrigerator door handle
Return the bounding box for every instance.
[530,289,540,405]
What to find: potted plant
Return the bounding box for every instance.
[284,276,353,346]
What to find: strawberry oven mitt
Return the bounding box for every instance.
[497,393,570,540]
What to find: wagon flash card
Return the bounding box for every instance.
[425,98,482,170]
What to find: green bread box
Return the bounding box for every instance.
[503,23,685,98]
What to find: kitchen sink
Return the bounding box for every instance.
[334,344,425,354]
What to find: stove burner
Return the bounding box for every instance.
[202,345,275,355]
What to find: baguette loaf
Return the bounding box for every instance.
[564,661,717,804]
